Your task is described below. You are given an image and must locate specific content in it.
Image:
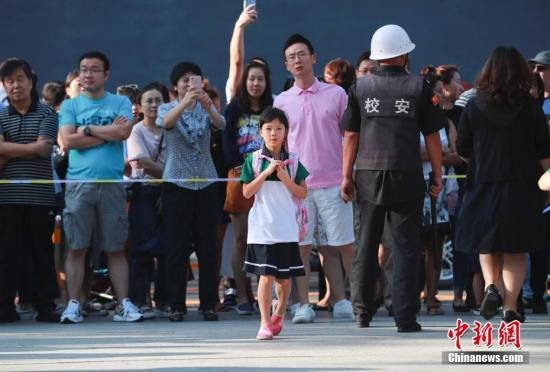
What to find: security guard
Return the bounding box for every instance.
[340,24,445,332]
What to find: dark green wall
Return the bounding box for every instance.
[2,0,548,102]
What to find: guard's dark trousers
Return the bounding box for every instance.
[351,197,422,327]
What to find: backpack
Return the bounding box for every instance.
[251,149,308,242]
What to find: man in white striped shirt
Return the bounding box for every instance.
[0,58,59,323]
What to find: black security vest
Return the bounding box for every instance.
[354,71,425,171]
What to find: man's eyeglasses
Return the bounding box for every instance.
[79,68,104,75]
[286,51,310,62]
[534,64,550,73]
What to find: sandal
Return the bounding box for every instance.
[452,302,470,313]
[427,304,444,315]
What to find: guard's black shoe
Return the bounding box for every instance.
[480,284,500,320]
[168,310,184,322]
[397,322,422,333]
[36,310,60,323]
[202,310,218,321]
[355,313,371,328]
[0,310,19,323]
[502,310,525,323]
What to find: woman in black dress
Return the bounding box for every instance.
[456,46,550,323]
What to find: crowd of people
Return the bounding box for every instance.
[1,5,549,340]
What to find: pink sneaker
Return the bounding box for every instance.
[271,314,284,336]
[256,325,273,340]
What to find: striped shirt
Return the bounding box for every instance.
[0,100,58,206]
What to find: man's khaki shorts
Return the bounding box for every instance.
[63,183,128,252]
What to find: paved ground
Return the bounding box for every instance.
[0,298,548,371]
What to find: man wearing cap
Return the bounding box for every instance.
[529,51,550,116]
[341,24,445,332]
[527,50,550,315]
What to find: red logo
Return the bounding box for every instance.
[498,320,522,349]
[447,319,470,350]
[447,319,522,350]
[472,321,493,348]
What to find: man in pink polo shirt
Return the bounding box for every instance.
[274,34,355,323]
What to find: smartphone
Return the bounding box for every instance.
[243,0,256,9]
[189,75,202,90]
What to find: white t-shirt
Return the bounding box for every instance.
[247,181,299,245]
[126,122,165,179]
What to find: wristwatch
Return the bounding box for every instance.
[83,126,92,136]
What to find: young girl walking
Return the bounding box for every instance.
[240,107,308,340]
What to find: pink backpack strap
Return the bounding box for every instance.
[285,152,308,241]
[286,152,300,181]
[251,150,263,178]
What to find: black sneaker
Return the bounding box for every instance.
[169,310,184,322]
[202,310,218,321]
[531,300,547,314]
[36,310,60,323]
[397,322,422,333]
[502,310,525,323]
[355,313,371,328]
[0,310,20,323]
[480,284,500,320]
[223,288,237,308]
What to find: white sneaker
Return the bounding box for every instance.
[139,305,156,320]
[155,305,172,318]
[292,303,316,323]
[289,303,300,317]
[15,304,36,320]
[333,299,354,319]
[113,299,144,322]
[60,299,84,324]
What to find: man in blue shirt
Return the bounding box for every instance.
[59,51,143,323]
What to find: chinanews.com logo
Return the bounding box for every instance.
[442,318,529,364]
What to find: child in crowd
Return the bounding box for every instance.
[240,107,308,340]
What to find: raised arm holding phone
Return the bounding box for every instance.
[226,3,258,103]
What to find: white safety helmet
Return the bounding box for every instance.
[370,24,415,61]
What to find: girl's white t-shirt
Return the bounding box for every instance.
[247,180,299,245]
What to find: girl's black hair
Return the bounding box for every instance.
[259,106,289,130]
[235,60,273,112]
